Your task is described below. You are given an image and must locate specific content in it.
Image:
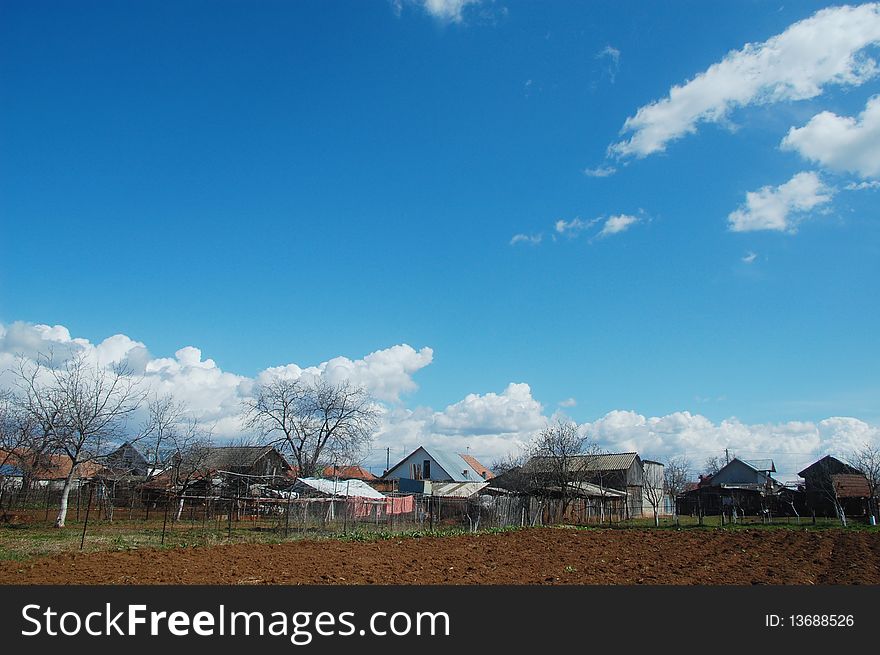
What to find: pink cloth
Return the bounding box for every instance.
[386,495,414,515]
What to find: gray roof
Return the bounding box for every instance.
[203,446,280,470]
[745,459,776,472]
[427,448,483,482]
[526,452,639,474]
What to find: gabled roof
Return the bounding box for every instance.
[383,446,484,482]
[798,455,860,479]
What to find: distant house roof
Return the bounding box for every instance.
[525,452,640,474]
[459,454,494,480]
[203,446,289,472]
[831,474,872,499]
[292,477,386,499]
[104,442,149,475]
[744,459,776,473]
[0,463,24,477]
[321,465,377,481]
[0,449,103,481]
[798,455,860,479]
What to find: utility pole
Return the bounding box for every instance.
[386,447,390,472]
[725,448,730,465]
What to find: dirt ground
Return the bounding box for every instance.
[2,527,879,585]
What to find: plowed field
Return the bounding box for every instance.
[2,527,879,585]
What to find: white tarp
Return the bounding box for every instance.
[294,477,386,499]
[430,481,489,497]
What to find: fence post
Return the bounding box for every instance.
[79,485,94,551]
[161,496,170,545]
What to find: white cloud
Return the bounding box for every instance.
[509,233,543,246]
[598,213,639,237]
[4,321,878,481]
[782,95,880,178]
[394,0,482,23]
[845,179,880,190]
[596,45,621,83]
[610,4,880,159]
[581,410,880,481]
[558,397,577,408]
[583,165,617,178]
[742,251,757,264]
[727,171,834,232]
[555,217,599,237]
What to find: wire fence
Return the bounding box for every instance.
[1,479,868,556]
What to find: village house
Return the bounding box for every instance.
[798,455,871,518]
[679,458,789,516]
[381,446,492,497]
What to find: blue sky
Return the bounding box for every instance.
[1,1,879,476]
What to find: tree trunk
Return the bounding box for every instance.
[653,509,659,527]
[54,470,77,528]
[175,496,185,522]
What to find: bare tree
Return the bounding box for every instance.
[704,455,724,476]
[664,456,692,522]
[13,352,145,527]
[141,394,187,477]
[166,418,213,522]
[529,420,587,516]
[244,377,379,478]
[849,443,880,521]
[641,461,665,526]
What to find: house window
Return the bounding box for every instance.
[423,460,431,479]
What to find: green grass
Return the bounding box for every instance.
[1,513,876,565]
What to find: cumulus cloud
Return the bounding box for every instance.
[580,410,880,482]
[3,321,878,481]
[598,214,640,238]
[727,171,834,232]
[509,233,543,246]
[782,95,880,179]
[610,4,880,159]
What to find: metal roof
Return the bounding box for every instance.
[744,459,776,472]
[526,452,639,473]
[293,477,386,499]
[412,447,482,482]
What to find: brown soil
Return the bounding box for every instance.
[2,527,879,585]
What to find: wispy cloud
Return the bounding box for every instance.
[555,217,600,237]
[583,165,617,178]
[595,45,621,83]
[609,4,880,159]
[509,233,543,246]
[742,251,758,264]
[845,179,880,191]
[558,397,577,408]
[728,171,834,233]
